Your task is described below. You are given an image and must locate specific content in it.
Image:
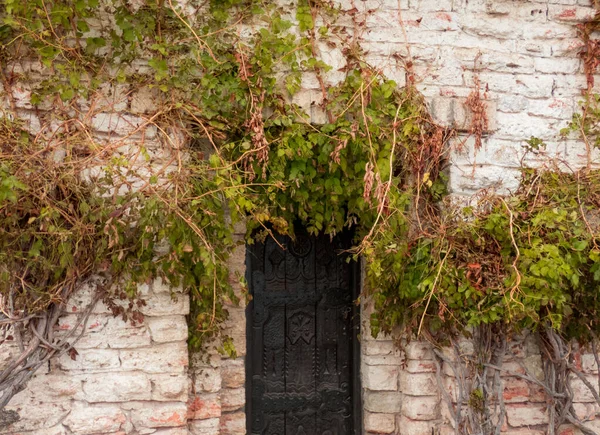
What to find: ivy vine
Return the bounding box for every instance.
[2,0,600,429]
[0,0,449,349]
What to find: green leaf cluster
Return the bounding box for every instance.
[369,168,600,343]
[3,0,600,355]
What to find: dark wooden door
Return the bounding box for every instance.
[246,229,360,435]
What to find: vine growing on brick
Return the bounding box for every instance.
[2,1,600,432]
[0,0,450,417]
[427,5,600,434]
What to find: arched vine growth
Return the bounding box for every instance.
[1,1,600,432]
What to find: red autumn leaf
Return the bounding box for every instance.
[68,348,79,361]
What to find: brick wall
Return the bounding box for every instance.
[354,1,600,433]
[360,329,600,435]
[187,233,248,435]
[0,281,190,435]
[2,0,600,433]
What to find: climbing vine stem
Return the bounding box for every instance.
[2,2,600,432]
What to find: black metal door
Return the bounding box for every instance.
[246,229,360,435]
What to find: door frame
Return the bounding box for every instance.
[244,232,363,434]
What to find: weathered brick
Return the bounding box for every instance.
[152,277,184,294]
[66,283,112,314]
[147,315,188,343]
[221,360,245,389]
[73,314,151,349]
[451,136,522,167]
[56,313,108,333]
[120,342,188,373]
[364,340,399,357]
[2,397,70,433]
[439,425,455,435]
[506,404,549,427]
[534,57,581,74]
[222,307,246,357]
[406,359,437,373]
[194,366,222,392]
[473,72,555,99]
[363,364,400,391]
[90,83,129,112]
[527,98,575,119]
[188,393,222,420]
[227,243,247,280]
[11,84,49,110]
[10,426,70,435]
[363,354,404,366]
[364,391,402,413]
[400,372,438,396]
[523,354,545,381]
[402,396,440,420]
[15,110,43,134]
[480,52,535,73]
[581,353,599,374]
[495,112,561,140]
[397,416,439,435]
[449,163,521,195]
[131,87,159,114]
[503,377,530,403]
[442,376,459,403]
[570,374,600,403]
[462,17,522,38]
[17,374,83,403]
[572,402,599,421]
[81,372,151,402]
[91,112,157,138]
[364,411,396,434]
[220,388,245,412]
[410,0,456,12]
[562,418,600,434]
[404,341,434,360]
[502,431,546,435]
[548,5,596,22]
[62,402,127,434]
[220,412,246,435]
[151,374,189,401]
[141,292,190,316]
[189,417,220,435]
[154,428,190,435]
[57,348,121,372]
[130,401,188,429]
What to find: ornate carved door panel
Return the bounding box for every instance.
[246,230,360,435]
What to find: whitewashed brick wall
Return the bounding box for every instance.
[187,233,248,435]
[2,0,600,433]
[360,328,600,435]
[355,0,600,433]
[0,281,190,435]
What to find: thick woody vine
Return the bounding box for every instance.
[1,0,600,433]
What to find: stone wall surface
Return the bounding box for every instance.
[186,235,248,435]
[0,281,191,435]
[360,328,600,435]
[2,0,600,433]
[353,0,600,433]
